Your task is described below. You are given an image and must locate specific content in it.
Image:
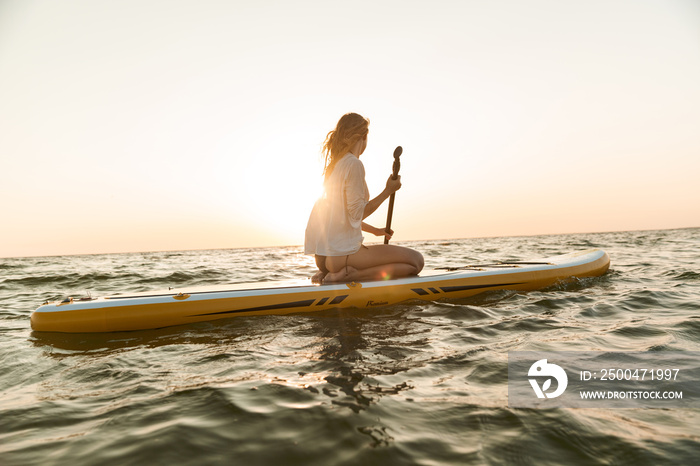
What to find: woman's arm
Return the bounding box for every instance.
[362,222,393,241]
[362,175,401,219]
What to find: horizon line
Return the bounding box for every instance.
[2,225,697,260]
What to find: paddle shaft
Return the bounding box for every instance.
[384,146,402,244]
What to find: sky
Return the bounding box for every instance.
[1,0,699,258]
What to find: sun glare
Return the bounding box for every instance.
[237,148,324,247]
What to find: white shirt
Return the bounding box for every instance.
[304,153,369,256]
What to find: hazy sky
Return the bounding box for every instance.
[1,0,699,257]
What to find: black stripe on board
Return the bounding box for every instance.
[439,282,524,293]
[329,295,348,305]
[412,288,430,296]
[191,299,316,317]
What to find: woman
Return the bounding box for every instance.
[304,112,424,283]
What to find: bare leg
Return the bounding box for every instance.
[324,263,418,283]
[311,255,328,284]
[323,266,358,283]
[324,244,424,283]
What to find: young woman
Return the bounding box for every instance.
[304,112,424,283]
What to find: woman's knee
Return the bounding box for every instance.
[392,246,423,274]
[413,250,425,272]
[404,248,424,272]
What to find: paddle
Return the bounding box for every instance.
[384,146,402,244]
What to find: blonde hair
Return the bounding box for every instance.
[322,112,370,181]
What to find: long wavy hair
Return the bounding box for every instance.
[322,112,370,182]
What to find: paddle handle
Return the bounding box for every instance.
[384,146,402,245]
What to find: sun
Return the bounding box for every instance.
[238,146,325,246]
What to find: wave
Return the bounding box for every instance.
[1,272,145,288]
[1,269,232,292]
[672,271,700,281]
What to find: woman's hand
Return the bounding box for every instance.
[363,223,393,241]
[376,227,393,241]
[385,175,401,195]
[363,176,402,220]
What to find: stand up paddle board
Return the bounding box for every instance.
[31,249,609,333]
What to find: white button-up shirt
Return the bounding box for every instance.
[304,153,369,256]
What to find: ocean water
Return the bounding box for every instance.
[1,228,699,465]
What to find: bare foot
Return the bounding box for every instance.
[323,266,358,283]
[311,270,327,284]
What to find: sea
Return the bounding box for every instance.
[1,228,699,465]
